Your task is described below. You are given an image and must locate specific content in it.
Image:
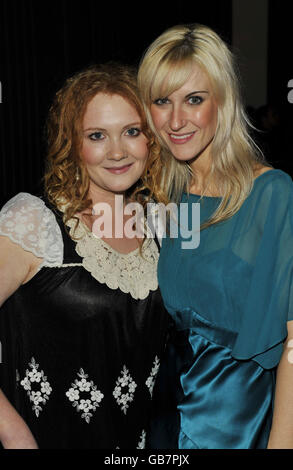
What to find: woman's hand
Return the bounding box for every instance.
[267,320,293,448]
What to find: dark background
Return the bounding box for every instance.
[0,0,292,207]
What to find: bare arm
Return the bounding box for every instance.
[267,320,293,448]
[0,390,38,449]
[0,235,42,448]
[0,235,43,305]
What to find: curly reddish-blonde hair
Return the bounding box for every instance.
[44,62,168,226]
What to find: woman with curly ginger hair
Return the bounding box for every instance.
[0,63,169,449]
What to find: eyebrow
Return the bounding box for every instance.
[185,91,209,98]
[83,121,142,132]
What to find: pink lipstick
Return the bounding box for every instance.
[168,131,195,144]
[105,163,133,175]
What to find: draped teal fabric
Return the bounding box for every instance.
[154,169,293,449]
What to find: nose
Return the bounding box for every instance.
[107,139,127,161]
[169,105,187,131]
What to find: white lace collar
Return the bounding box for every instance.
[65,218,159,300]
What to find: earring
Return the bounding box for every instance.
[75,168,80,181]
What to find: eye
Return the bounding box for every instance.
[187,95,204,105]
[153,97,169,105]
[125,127,141,137]
[88,131,105,141]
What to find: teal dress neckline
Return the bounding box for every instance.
[184,168,279,199]
[151,168,293,449]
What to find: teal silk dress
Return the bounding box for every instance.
[151,169,293,449]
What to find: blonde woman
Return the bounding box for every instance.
[0,63,169,448]
[138,24,293,449]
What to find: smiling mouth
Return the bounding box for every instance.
[168,132,195,144]
[105,163,133,174]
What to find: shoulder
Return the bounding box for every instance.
[0,192,63,265]
[0,192,61,227]
[253,169,293,198]
[248,169,293,230]
[0,192,60,236]
[1,192,46,212]
[0,191,61,220]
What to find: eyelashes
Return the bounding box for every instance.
[88,132,104,141]
[153,95,205,106]
[87,127,142,141]
[153,97,169,105]
[125,127,142,137]
[187,96,204,105]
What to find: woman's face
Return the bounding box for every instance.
[81,93,149,196]
[150,64,218,162]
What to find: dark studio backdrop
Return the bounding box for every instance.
[0,0,292,208]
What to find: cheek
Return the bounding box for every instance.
[150,105,165,131]
[196,102,218,132]
[127,138,149,162]
[81,141,105,166]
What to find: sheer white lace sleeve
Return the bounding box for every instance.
[0,192,63,267]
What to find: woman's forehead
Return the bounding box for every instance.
[151,61,210,99]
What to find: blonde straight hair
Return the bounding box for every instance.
[138,24,267,228]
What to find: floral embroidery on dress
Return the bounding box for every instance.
[20,357,52,417]
[65,217,159,300]
[137,430,146,449]
[65,368,104,423]
[145,356,160,397]
[113,365,137,414]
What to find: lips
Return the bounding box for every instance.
[105,163,133,175]
[168,131,195,144]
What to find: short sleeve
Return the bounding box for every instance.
[231,171,293,369]
[0,192,63,267]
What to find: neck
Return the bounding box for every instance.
[79,184,126,232]
[188,150,214,195]
[81,184,142,245]
[88,184,126,210]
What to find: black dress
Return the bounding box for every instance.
[0,193,169,449]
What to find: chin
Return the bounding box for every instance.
[109,184,136,194]
[167,144,195,161]
[108,187,128,195]
[172,151,196,162]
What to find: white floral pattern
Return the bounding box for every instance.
[145,356,160,397]
[0,193,63,267]
[113,366,137,414]
[0,193,159,300]
[20,358,52,417]
[66,369,104,423]
[65,217,159,300]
